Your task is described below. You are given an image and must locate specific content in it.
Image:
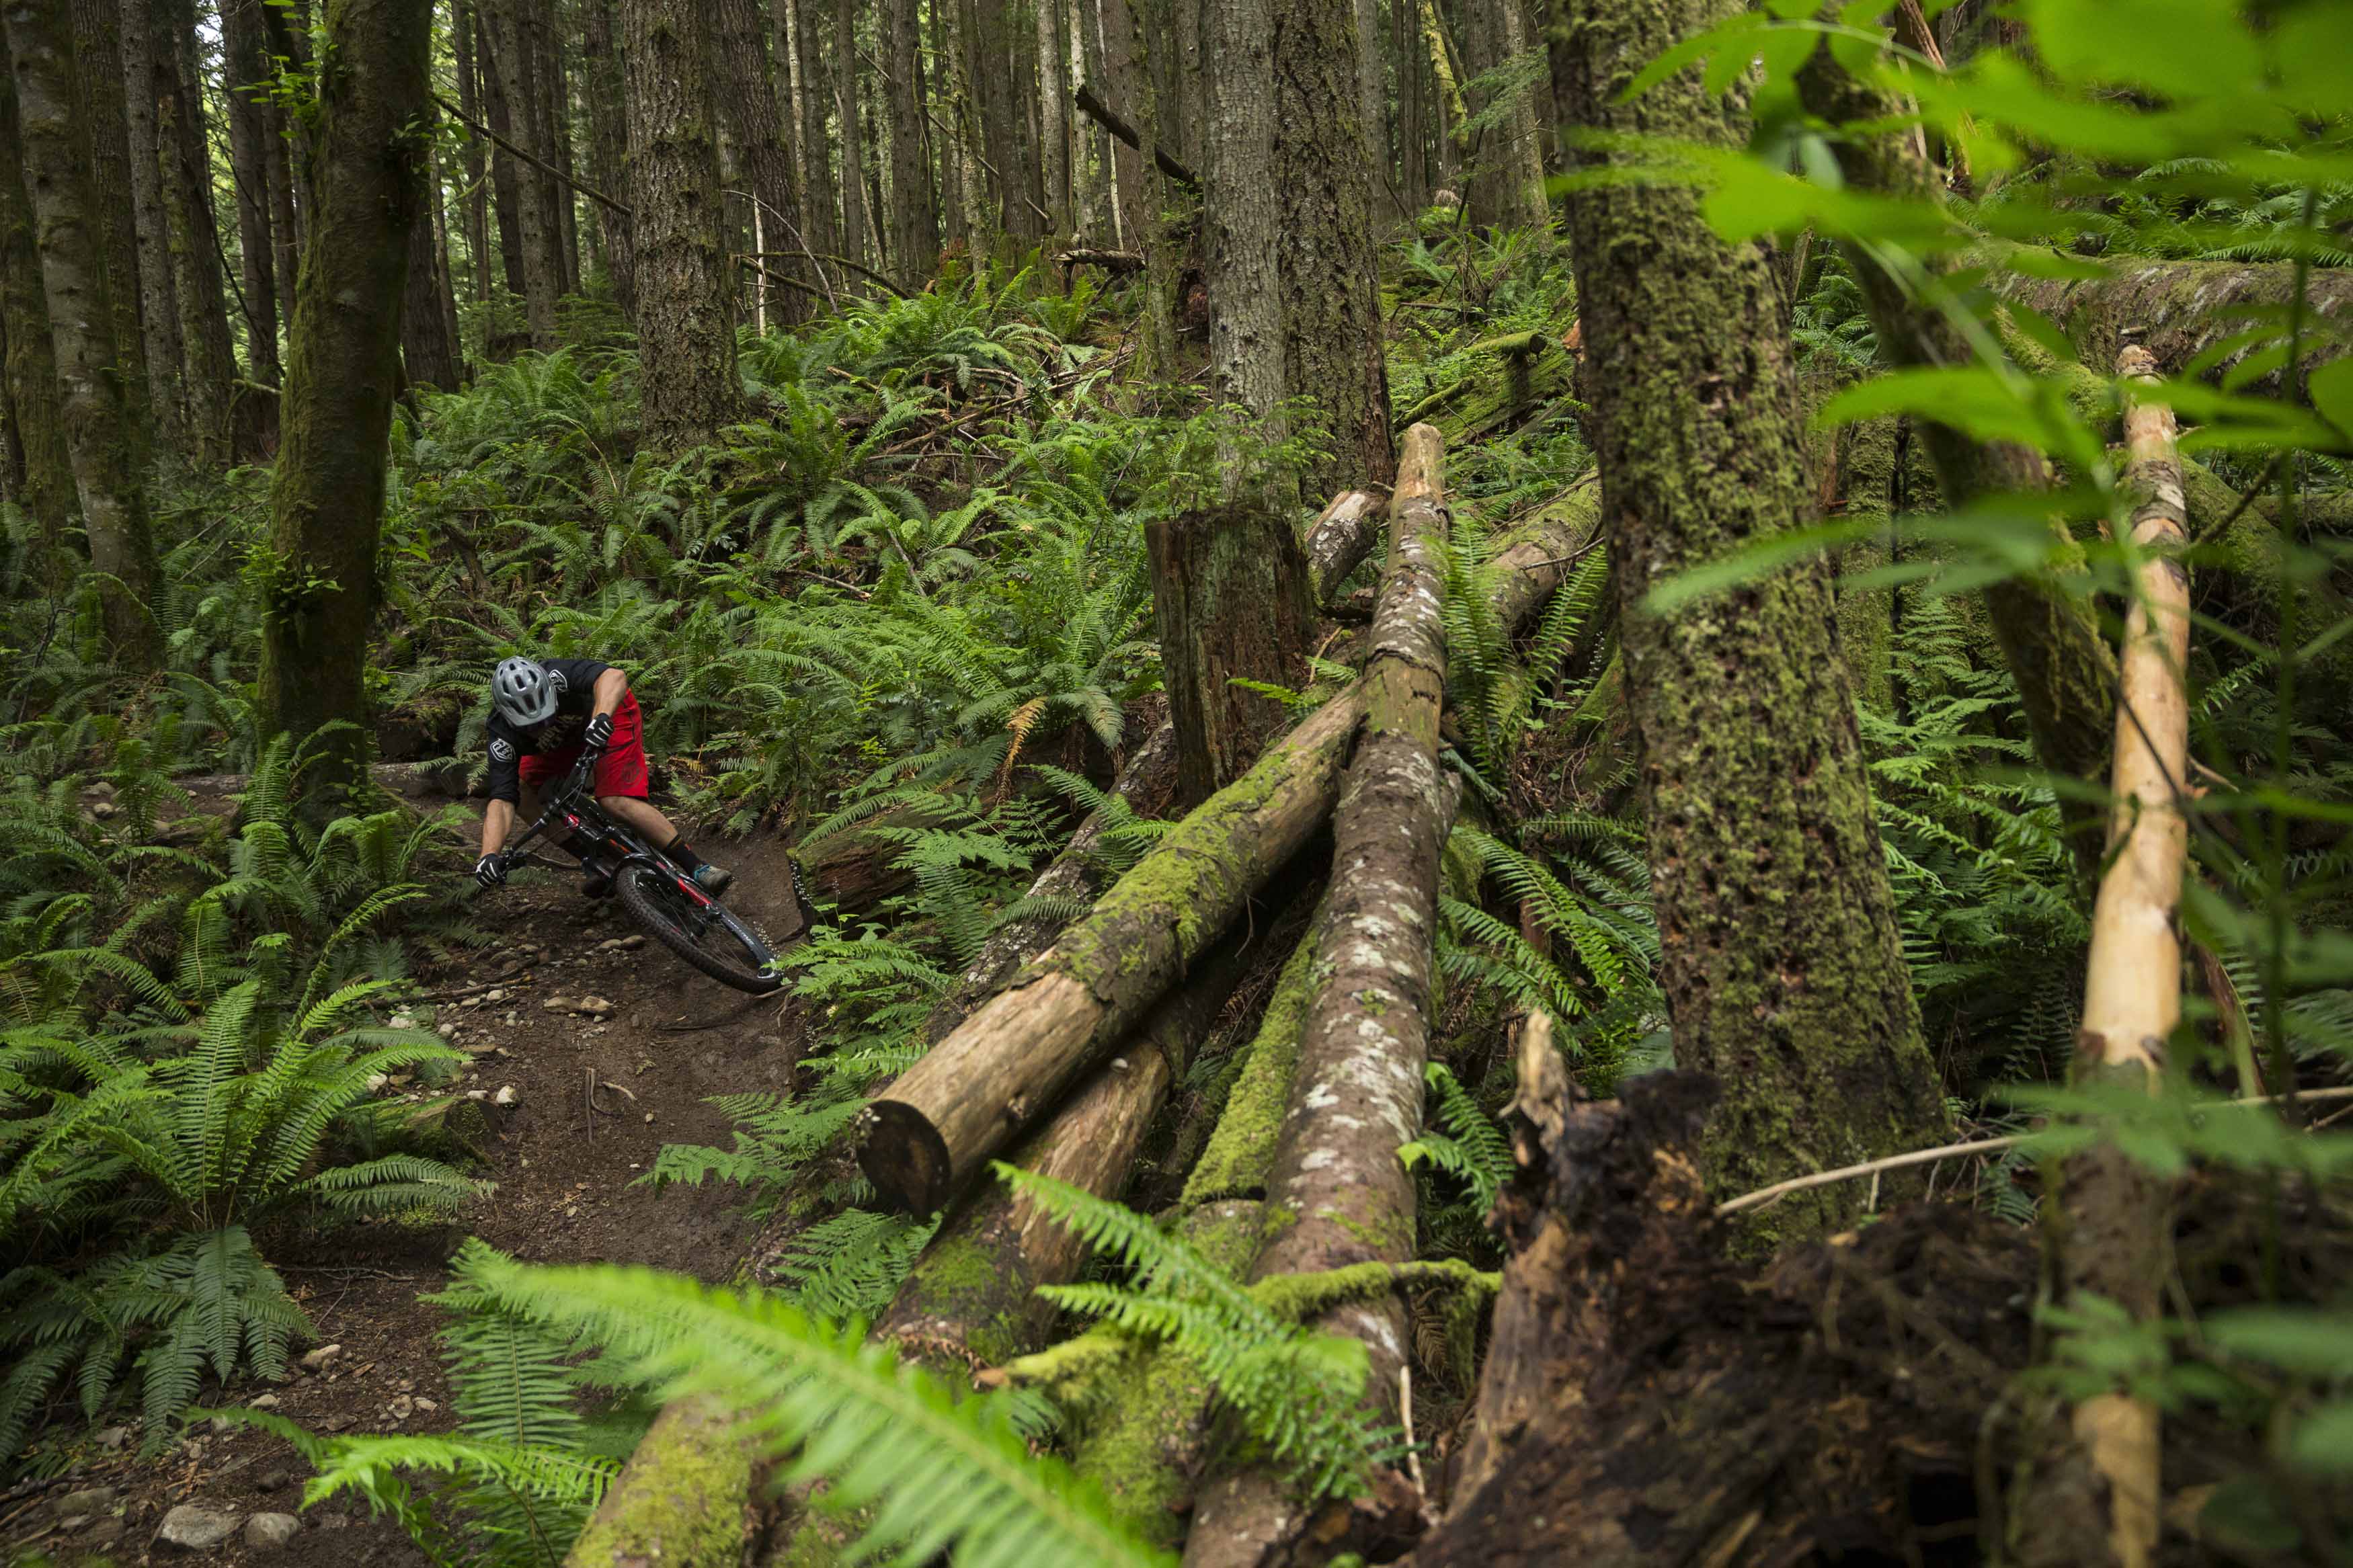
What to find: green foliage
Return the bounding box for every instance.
[1398,1062,1515,1214]
[1004,1166,1390,1503]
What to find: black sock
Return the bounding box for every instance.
[666,837,705,872]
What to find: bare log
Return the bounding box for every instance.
[1183,425,1454,1568]
[2012,347,2191,1568]
[856,488,1597,1216]
[875,930,1254,1365]
[1304,489,1384,603]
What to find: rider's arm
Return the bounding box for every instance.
[481,798,516,856]
[590,666,629,718]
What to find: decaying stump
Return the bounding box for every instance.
[1414,1072,2038,1567]
[1150,500,1318,805]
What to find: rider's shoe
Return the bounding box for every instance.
[690,862,734,897]
[583,869,616,899]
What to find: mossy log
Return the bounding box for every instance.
[1182,427,1455,1568]
[563,1395,756,1568]
[856,495,1596,1217]
[874,930,1254,1366]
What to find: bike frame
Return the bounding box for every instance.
[504,754,729,928]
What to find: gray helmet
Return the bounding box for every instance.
[491,657,558,727]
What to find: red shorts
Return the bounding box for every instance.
[520,693,651,799]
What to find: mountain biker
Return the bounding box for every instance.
[472,655,734,897]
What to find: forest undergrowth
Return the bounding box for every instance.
[7,26,2353,1557]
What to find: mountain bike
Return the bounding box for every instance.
[489,749,785,994]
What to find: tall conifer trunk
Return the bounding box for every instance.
[790,0,840,263]
[577,0,633,318]
[1554,0,1948,1235]
[832,0,873,268]
[0,46,73,575]
[709,0,802,322]
[118,0,187,450]
[3,0,165,665]
[157,0,241,463]
[623,0,740,447]
[884,0,938,284]
[454,0,494,311]
[480,0,563,347]
[67,0,153,439]
[257,0,431,767]
[221,0,283,386]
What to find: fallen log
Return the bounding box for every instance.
[873,925,1256,1366]
[856,484,1596,1216]
[1074,81,1200,191]
[914,490,1384,1045]
[2011,345,2192,1568]
[1182,425,1455,1568]
[562,1396,754,1568]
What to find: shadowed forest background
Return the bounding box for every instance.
[2,0,2352,1563]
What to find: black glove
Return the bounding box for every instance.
[475,853,508,889]
[582,712,614,752]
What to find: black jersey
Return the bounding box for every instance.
[484,657,612,803]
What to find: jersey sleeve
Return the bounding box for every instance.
[544,657,614,713]
[485,718,523,804]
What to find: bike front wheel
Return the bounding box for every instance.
[614,862,783,994]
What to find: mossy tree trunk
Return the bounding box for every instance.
[1795,48,2118,879]
[221,0,284,387]
[1459,0,1545,229]
[1554,0,1948,1237]
[117,0,188,452]
[0,53,75,582]
[157,0,239,464]
[791,0,841,263]
[832,0,874,269]
[1149,501,1316,806]
[255,0,432,770]
[3,0,165,666]
[1272,0,1396,492]
[578,0,633,317]
[883,0,936,288]
[67,0,153,441]
[257,0,307,333]
[623,0,741,448]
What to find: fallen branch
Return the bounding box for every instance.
[738,248,911,299]
[432,92,630,218]
[1073,81,1201,190]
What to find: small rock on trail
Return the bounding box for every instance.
[157,1501,242,1550]
[245,1512,302,1551]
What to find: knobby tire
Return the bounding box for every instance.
[615,862,781,994]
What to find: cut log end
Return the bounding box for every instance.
[857,1100,955,1215]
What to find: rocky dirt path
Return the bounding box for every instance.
[4,824,812,1568]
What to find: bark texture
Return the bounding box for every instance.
[709,0,801,321]
[157,0,239,462]
[1150,501,1316,804]
[3,0,165,663]
[1460,0,1545,229]
[1183,427,1455,1568]
[1272,0,1396,492]
[791,0,840,263]
[479,0,563,347]
[221,0,283,386]
[118,0,186,450]
[402,200,465,391]
[832,0,873,267]
[256,0,431,763]
[1556,0,1948,1239]
[580,0,635,317]
[1203,0,1287,464]
[883,0,936,286]
[0,51,73,567]
[563,1396,754,1568]
[623,0,741,448]
[67,0,153,431]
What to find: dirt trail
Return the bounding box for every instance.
[6,816,811,1568]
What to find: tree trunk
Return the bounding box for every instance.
[1180,428,1453,1568]
[260,3,305,334]
[577,0,633,318]
[708,0,801,323]
[157,0,239,463]
[790,0,840,264]
[1273,0,1395,491]
[221,0,283,386]
[545,25,582,297]
[1396,0,1425,210]
[476,5,527,306]
[932,0,969,251]
[480,0,562,347]
[832,0,874,269]
[563,1397,756,1568]
[1355,0,1384,182]
[2010,347,2190,1568]
[856,498,1597,1216]
[969,0,1025,243]
[4,0,165,664]
[883,0,937,286]
[0,42,74,573]
[455,0,494,311]
[402,192,465,392]
[67,0,153,438]
[1203,0,1285,472]
[1150,501,1316,805]
[118,0,187,451]
[1794,50,2118,880]
[623,0,740,448]
[1554,0,1948,1242]
[256,0,431,772]
[1459,0,1544,229]
[1035,0,1073,239]
[1102,0,1178,374]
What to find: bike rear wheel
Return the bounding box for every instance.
[614,862,782,993]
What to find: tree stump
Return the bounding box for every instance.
[1148,503,1314,806]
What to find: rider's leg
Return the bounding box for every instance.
[599,794,683,848]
